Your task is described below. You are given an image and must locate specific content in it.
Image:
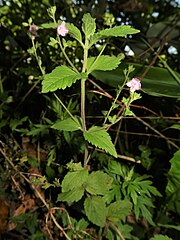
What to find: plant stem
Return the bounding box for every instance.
[87,43,107,74]
[31,38,45,76]
[81,38,89,168]
[81,39,89,132]
[54,93,80,126]
[57,35,78,73]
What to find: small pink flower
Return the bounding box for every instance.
[57,21,68,36]
[29,24,39,39]
[126,78,141,92]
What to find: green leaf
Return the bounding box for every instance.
[48,37,58,47]
[42,66,85,93]
[51,117,82,131]
[169,121,180,130]
[85,171,113,195]
[158,223,180,232]
[99,25,140,37]
[103,184,121,204]
[92,63,180,98]
[108,160,128,177]
[40,22,58,29]
[84,196,107,227]
[82,13,96,38]
[77,219,89,230]
[26,124,49,136]
[61,169,89,192]
[147,22,179,48]
[89,33,103,47]
[10,116,28,131]
[107,200,132,222]
[83,126,117,158]
[87,54,124,74]
[165,150,180,212]
[66,22,82,43]
[57,187,85,202]
[150,235,173,240]
[134,196,155,226]
[115,223,134,240]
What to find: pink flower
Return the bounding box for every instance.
[57,21,68,36]
[126,78,141,92]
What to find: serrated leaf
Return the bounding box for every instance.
[57,187,84,202]
[150,235,173,240]
[89,32,103,47]
[99,25,140,37]
[166,150,180,197]
[82,13,96,38]
[107,200,132,222]
[83,126,117,158]
[85,171,113,195]
[42,66,85,92]
[116,224,134,239]
[51,117,82,131]
[165,150,180,212]
[87,54,124,74]
[84,196,107,227]
[61,169,89,192]
[66,22,82,43]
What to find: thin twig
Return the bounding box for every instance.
[88,146,141,163]
[134,115,180,149]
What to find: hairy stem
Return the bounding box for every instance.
[81,38,89,168]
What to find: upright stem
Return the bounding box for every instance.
[81,39,89,168]
[81,39,89,132]
[81,78,86,131]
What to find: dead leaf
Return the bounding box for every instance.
[8,195,36,231]
[0,199,9,233]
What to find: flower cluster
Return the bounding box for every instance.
[126,78,141,92]
[57,21,68,36]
